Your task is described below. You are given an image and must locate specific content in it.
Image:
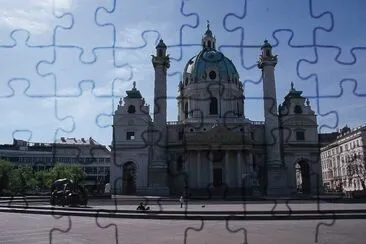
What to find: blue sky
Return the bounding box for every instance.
[0,0,365,146]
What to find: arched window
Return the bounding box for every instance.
[184,102,188,119]
[128,105,136,114]
[207,40,211,48]
[294,105,302,114]
[209,97,218,115]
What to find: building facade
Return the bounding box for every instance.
[111,24,322,197]
[0,137,111,192]
[321,125,366,192]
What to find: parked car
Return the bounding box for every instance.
[50,178,88,207]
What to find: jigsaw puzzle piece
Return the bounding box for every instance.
[53,82,116,154]
[176,0,246,48]
[224,0,333,46]
[0,81,74,144]
[298,47,366,97]
[184,220,247,244]
[0,30,55,97]
[0,0,72,46]
[53,0,115,62]
[315,81,366,132]
[312,0,366,62]
[37,46,133,97]
[96,0,198,50]
[49,211,72,244]
[113,32,166,106]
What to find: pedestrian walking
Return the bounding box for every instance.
[179,195,184,208]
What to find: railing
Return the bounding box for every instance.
[251,121,265,125]
[166,120,265,126]
[166,121,181,125]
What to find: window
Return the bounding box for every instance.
[126,132,135,140]
[266,49,271,57]
[128,105,135,114]
[184,102,188,119]
[294,105,302,114]
[158,49,163,57]
[207,41,211,48]
[209,71,216,80]
[296,131,305,141]
[209,97,218,115]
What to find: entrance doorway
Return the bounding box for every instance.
[295,160,311,194]
[213,168,223,187]
[122,161,136,195]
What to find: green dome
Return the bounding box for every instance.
[184,49,239,83]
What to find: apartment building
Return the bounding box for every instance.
[320,125,366,192]
[0,137,111,191]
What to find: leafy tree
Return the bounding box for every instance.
[345,153,366,191]
[46,163,85,187]
[8,166,37,194]
[0,159,14,193]
[34,169,50,190]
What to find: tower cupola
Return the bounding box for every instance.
[258,40,278,69]
[202,20,216,50]
[156,39,167,58]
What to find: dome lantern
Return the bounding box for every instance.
[202,20,216,50]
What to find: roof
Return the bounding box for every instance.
[125,81,142,99]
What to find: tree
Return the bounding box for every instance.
[46,163,85,187]
[0,159,14,194]
[345,153,366,191]
[8,166,37,194]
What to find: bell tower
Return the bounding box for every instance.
[258,40,288,196]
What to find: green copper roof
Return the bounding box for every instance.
[184,49,239,80]
[126,81,142,99]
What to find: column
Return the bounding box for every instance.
[247,152,254,187]
[225,150,230,186]
[196,150,201,188]
[185,152,191,187]
[236,151,242,187]
[209,151,213,184]
[248,152,254,173]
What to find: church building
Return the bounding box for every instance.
[110,23,322,197]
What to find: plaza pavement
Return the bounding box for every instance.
[0,211,365,244]
[1,199,366,243]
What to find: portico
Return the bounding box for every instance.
[184,149,255,190]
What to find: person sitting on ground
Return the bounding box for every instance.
[136,202,150,211]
